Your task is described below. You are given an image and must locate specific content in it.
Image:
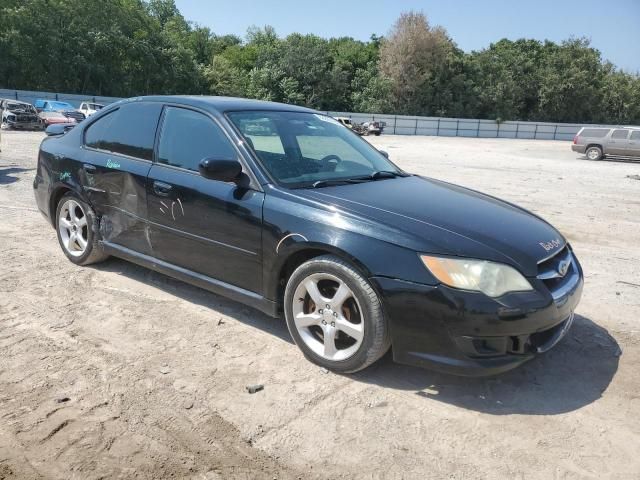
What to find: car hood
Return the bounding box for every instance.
[295,175,565,276]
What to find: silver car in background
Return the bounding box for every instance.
[572,127,640,160]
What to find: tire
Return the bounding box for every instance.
[55,192,109,265]
[374,132,381,136]
[585,146,603,161]
[284,255,390,373]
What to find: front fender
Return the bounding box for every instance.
[262,191,439,303]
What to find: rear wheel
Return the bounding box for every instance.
[56,192,108,265]
[586,146,603,161]
[284,255,390,373]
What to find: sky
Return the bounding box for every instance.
[174,0,640,73]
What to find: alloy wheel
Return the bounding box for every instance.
[58,199,89,257]
[292,272,365,361]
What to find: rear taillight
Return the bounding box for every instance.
[573,135,579,144]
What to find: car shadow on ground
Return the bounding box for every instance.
[353,314,620,415]
[577,155,640,164]
[93,259,619,416]
[92,257,293,343]
[0,166,33,185]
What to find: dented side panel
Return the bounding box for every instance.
[81,149,154,256]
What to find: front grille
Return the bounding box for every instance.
[63,111,85,122]
[537,246,579,301]
[506,313,574,355]
[16,115,38,122]
[455,313,575,358]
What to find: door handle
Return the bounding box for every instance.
[83,163,96,173]
[153,181,172,197]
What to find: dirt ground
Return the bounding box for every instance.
[1,131,639,480]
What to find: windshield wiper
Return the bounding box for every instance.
[310,178,364,188]
[309,171,405,189]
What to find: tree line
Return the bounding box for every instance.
[1,1,639,124]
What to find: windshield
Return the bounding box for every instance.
[228,111,401,188]
[6,102,36,113]
[49,101,74,110]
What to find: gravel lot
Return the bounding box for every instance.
[1,131,639,479]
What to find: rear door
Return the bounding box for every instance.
[146,105,264,293]
[628,131,640,157]
[81,102,162,255]
[608,129,630,155]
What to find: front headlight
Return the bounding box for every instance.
[420,255,533,297]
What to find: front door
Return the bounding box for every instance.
[146,106,264,293]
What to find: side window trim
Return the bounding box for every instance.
[155,105,237,174]
[83,108,149,163]
[153,104,262,190]
[611,129,630,140]
[82,103,163,163]
[83,107,119,146]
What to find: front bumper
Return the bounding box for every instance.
[371,252,584,376]
[5,120,43,130]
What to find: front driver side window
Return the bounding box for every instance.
[158,107,236,172]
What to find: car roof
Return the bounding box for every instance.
[121,95,317,114]
[1,99,31,105]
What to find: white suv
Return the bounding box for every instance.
[77,102,104,117]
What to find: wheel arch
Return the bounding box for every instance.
[586,143,603,152]
[273,243,374,312]
[49,183,93,225]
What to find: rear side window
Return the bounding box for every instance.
[630,131,640,140]
[157,107,236,172]
[84,102,162,160]
[580,128,609,138]
[611,129,629,140]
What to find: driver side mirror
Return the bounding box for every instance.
[199,157,243,183]
[379,150,390,159]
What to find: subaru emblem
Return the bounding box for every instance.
[557,260,570,277]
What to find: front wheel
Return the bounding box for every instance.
[284,255,390,373]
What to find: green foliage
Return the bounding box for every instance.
[1,2,638,124]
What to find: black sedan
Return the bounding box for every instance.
[33,96,583,375]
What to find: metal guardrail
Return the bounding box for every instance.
[326,111,631,141]
[1,88,631,141]
[0,89,121,110]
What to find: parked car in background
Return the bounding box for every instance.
[334,117,385,137]
[34,96,583,376]
[335,117,354,129]
[34,99,85,123]
[572,127,640,160]
[39,111,77,127]
[361,120,385,136]
[1,99,43,130]
[333,117,373,136]
[78,101,104,117]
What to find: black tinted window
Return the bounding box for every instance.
[158,107,236,171]
[581,128,608,138]
[84,102,162,160]
[611,129,629,140]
